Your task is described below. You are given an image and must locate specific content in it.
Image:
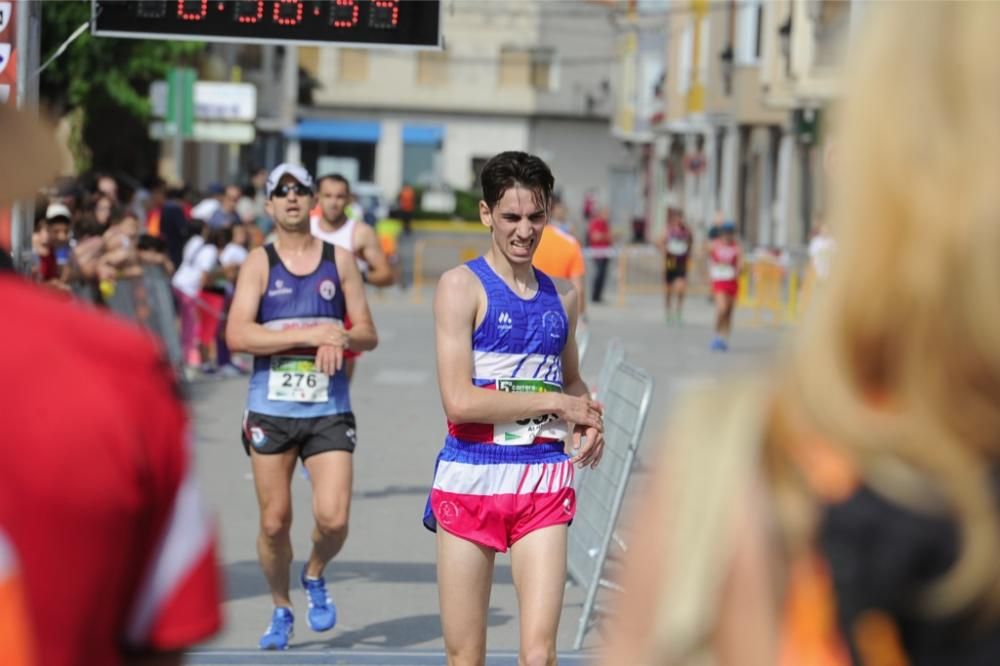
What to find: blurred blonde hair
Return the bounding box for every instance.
[779,1,1000,617]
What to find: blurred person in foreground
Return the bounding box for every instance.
[601,4,1000,664]
[0,106,222,666]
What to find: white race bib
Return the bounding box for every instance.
[493,378,570,446]
[267,356,329,402]
[710,263,737,281]
[667,239,689,256]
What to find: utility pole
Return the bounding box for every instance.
[11,0,41,271]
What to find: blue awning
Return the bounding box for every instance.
[402,124,444,145]
[287,119,380,142]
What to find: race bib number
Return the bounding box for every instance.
[493,378,570,446]
[710,263,737,281]
[667,239,689,256]
[267,356,329,403]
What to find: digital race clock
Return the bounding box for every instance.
[92,1,441,49]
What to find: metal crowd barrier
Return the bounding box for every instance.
[568,344,654,650]
[102,265,184,376]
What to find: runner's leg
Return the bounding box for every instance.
[511,524,568,666]
[720,293,735,337]
[251,448,299,607]
[675,277,687,321]
[303,450,353,576]
[438,529,495,666]
[714,291,728,335]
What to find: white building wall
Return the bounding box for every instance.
[529,118,632,220]
[375,119,403,197]
[442,117,530,191]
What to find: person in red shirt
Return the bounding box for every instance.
[0,277,223,666]
[708,221,742,351]
[586,208,613,303]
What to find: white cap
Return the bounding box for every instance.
[266,163,314,198]
[45,202,71,221]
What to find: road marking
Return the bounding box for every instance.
[185,648,592,665]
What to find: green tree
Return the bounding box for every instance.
[40,1,203,175]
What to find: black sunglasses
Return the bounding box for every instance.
[271,183,312,198]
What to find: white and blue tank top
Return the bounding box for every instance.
[246,242,352,418]
[447,256,570,446]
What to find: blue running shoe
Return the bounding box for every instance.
[259,607,294,650]
[710,336,728,352]
[301,566,337,632]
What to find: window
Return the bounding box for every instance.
[530,48,556,91]
[736,0,762,65]
[499,47,530,87]
[338,48,368,82]
[416,51,448,86]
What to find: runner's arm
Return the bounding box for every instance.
[354,223,394,287]
[226,248,345,355]
[335,245,378,352]
[557,278,605,466]
[434,267,602,428]
[558,280,589,398]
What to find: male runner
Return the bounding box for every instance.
[424,151,605,665]
[311,173,393,381]
[226,163,378,650]
[660,209,692,324]
[708,221,742,351]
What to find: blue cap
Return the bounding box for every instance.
[206,182,225,196]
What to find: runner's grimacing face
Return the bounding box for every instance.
[267,175,313,231]
[318,179,349,224]
[485,186,548,264]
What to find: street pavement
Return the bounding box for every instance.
[186,280,784,665]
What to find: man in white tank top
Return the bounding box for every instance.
[310,174,394,287]
[311,174,394,381]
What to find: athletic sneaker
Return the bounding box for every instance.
[259,607,294,650]
[710,336,728,352]
[301,566,337,632]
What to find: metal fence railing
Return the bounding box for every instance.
[568,345,654,649]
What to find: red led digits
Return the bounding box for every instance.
[177,0,208,21]
[330,0,359,28]
[369,0,399,29]
[233,0,264,24]
[273,0,304,26]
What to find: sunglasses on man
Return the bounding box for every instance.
[271,183,312,198]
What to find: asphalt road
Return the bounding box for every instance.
[186,282,783,664]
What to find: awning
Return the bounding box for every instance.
[287,119,380,142]
[402,124,444,145]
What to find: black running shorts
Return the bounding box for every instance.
[242,411,357,459]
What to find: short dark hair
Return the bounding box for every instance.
[316,173,351,195]
[480,151,555,211]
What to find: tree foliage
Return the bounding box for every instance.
[40,1,203,119]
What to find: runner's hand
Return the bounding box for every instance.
[315,344,342,375]
[307,323,349,350]
[571,423,605,469]
[558,394,603,431]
